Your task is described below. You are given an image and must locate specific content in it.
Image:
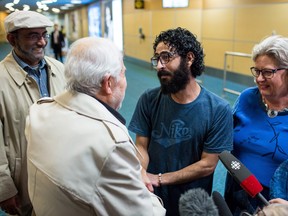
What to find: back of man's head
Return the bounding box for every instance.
[64,37,123,95]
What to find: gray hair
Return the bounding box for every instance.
[252,35,288,68]
[64,37,123,96]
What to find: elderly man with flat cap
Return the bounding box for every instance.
[0,10,65,215]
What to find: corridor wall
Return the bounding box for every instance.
[1,0,288,81]
[122,0,288,79]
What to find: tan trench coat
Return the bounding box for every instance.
[0,52,66,211]
[26,91,166,216]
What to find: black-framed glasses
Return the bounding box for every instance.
[250,67,287,79]
[151,51,177,68]
[24,33,50,42]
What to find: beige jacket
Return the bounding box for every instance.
[26,91,166,216]
[0,52,65,209]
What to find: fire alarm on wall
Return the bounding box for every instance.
[135,0,144,9]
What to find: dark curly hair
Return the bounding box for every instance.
[153,27,205,77]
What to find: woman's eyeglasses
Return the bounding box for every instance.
[250,67,287,79]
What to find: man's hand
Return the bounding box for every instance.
[0,196,20,215]
[141,168,154,192]
[147,173,161,187]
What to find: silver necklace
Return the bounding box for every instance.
[263,99,288,118]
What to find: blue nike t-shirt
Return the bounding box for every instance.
[129,86,233,216]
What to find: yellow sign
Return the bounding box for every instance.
[135,0,144,9]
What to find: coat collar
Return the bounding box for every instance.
[4,52,55,87]
[95,97,126,125]
[48,90,143,159]
[53,91,126,128]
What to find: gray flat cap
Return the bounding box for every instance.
[4,10,53,33]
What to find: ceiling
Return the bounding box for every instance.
[0,0,98,14]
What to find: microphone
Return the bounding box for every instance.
[179,188,219,216]
[212,191,233,216]
[219,151,270,206]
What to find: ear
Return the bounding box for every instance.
[6,33,16,46]
[101,75,113,95]
[186,52,195,65]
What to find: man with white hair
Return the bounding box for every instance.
[0,11,65,215]
[25,37,166,216]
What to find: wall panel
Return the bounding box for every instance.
[175,9,202,39]
[202,8,234,39]
[202,39,233,69]
[0,12,7,42]
[123,0,288,77]
[235,4,288,41]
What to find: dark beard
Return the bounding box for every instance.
[157,59,190,94]
[15,41,31,57]
[14,40,44,64]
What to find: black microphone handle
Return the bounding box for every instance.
[212,191,233,216]
[257,193,270,206]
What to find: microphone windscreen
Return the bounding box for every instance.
[179,188,219,216]
[219,151,263,197]
[212,191,233,216]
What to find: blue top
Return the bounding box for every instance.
[129,86,233,216]
[233,86,288,187]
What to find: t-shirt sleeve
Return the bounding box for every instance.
[128,90,152,137]
[204,103,233,153]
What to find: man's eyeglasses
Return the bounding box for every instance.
[151,51,177,68]
[250,67,287,79]
[24,33,50,42]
